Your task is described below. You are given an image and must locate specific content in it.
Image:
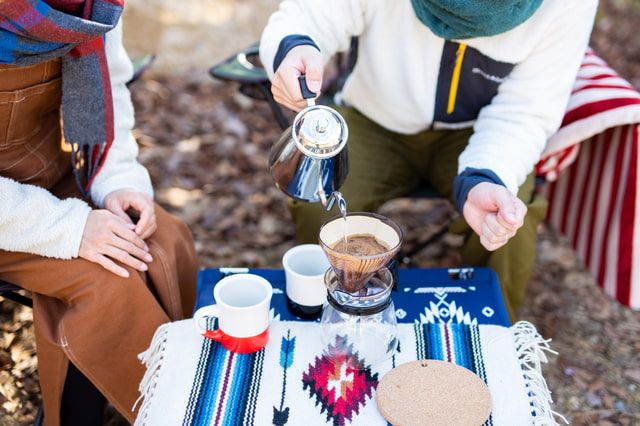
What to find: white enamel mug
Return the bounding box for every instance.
[282,244,330,307]
[193,274,273,353]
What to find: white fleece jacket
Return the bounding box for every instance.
[0,22,153,259]
[260,0,598,194]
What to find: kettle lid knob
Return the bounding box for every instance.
[315,117,330,133]
[293,105,348,159]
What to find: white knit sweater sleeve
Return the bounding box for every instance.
[0,176,91,259]
[89,21,153,208]
[259,0,369,78]
[457,0,598,194]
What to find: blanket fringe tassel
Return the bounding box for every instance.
[132,323,170,426]
[511,321,568,426]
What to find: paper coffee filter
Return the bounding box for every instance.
[319,214,402,293]
[319,215,401,249]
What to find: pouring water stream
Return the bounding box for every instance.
[326,191,348,245]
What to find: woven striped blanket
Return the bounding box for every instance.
[134,320,560,426]
[537,49,640,309]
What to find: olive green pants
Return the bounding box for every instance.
[290,108,548,319]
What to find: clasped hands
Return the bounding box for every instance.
[79,189,157,277]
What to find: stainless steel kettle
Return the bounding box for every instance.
[269,76,349,212]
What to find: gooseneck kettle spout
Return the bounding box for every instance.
[325,191,347,216]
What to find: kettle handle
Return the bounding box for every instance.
[298,75,317,101]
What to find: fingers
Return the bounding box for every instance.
[493,189,518,227]
[104,198,134,225]
[272,83,305,111]
[91,215,153,276]
[272,83,306,112]
[103,191,157,240]
[282,67,305,101]
[275,69,310,112]
[103,245,148,272]
[271,45,323,112]
[132,200,156,238]
[483,214,515,240]
[301,53,324,94]
[497,195,526,228]
[139,220,157,240]
[513,196,528,225]
[481,214,511,250]
[110,236,153,264]
[110,219,149,251]
[480,198,527,252]
[480,234,507,252]
[93,254,130,278]
[464,182,530,252]
[79,209,155,278]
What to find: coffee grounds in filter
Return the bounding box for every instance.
[330,234,389,257]
[329,234,391,293]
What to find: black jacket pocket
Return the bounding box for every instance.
[433,41,515,127]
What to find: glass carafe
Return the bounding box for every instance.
[320,267,398,369]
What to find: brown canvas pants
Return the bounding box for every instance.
[0,60,198,425]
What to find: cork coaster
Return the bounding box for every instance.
[376,360,492,426]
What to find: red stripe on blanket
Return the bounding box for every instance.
[560,146,581,177]
[542,145,579,176]
[570,138,597,247]
[562,98,640,127]
[579,140,606,260]
[617,125,638,305]
[560,155,579,235]
[585,130,613,270]
[598,130,626,287]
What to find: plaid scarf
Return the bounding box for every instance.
[0,0,124,195]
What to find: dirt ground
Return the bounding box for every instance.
[2,1,640,425]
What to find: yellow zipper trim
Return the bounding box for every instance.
[447,43,467,115]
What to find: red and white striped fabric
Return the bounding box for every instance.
[537,48,640,310]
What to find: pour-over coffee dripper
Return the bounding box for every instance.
[318,213,403,368]
[318,212,402,295]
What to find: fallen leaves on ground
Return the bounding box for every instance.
[2,0,640,423]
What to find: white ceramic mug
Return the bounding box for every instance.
[193,274,273,353]
[282,244,330,307]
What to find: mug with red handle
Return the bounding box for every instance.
[194,273,273,354]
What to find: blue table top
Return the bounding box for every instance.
[195,267,510,326]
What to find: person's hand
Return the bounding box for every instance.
[271,45,323,111]
[79,210,153,278]
[463,182,527,251]
[103,189,157,239]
